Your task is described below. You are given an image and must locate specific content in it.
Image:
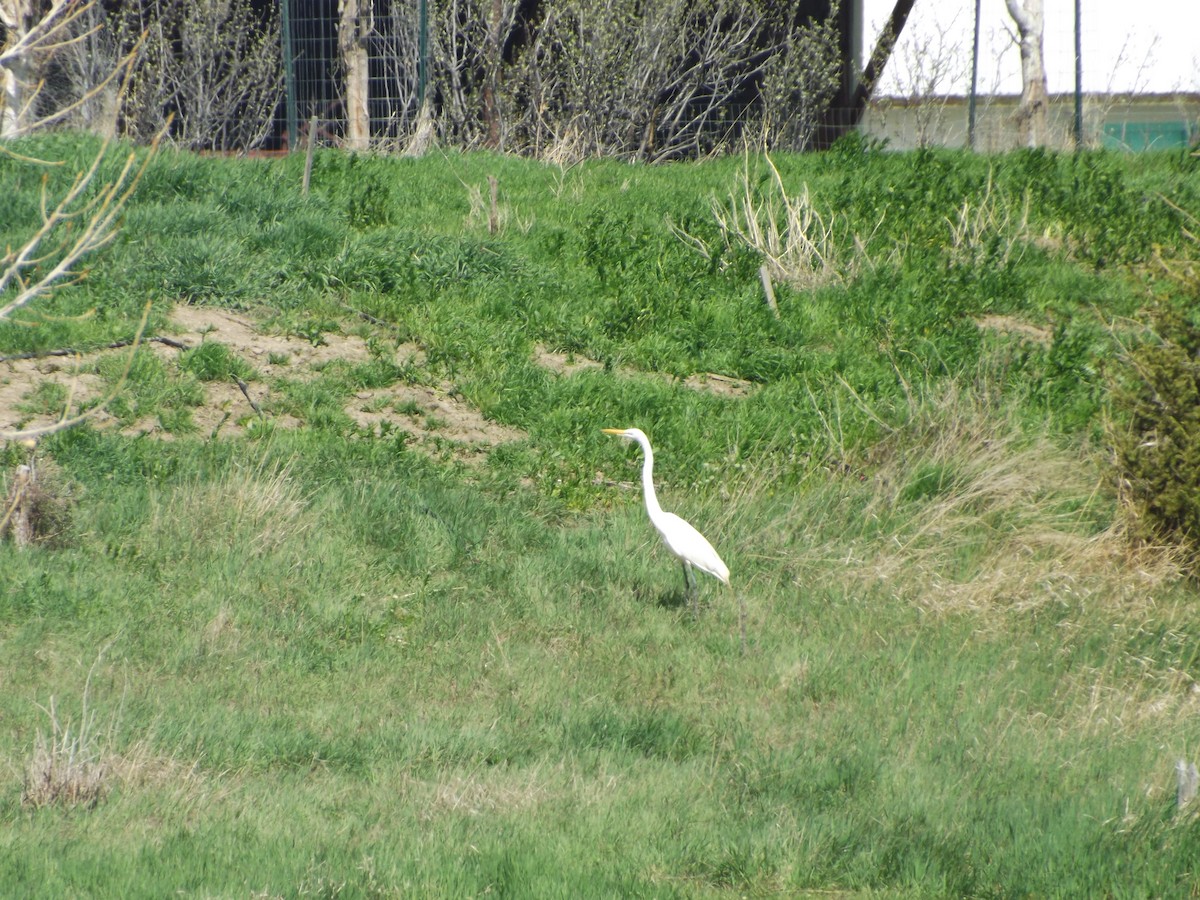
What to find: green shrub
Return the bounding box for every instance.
[1109,293,1200,567]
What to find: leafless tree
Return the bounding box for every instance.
[428,0,521,150]
[2,4,158,446]
[339,0,371,150]
[300,0,846,158]
[1004,0,1049,148]
[37,0,121,135]
[1083,33,1161,149]
[370,1,426,144]
[1,127,155,442]
[113,0,282,151]
[872,12,968,149]
[511,0,771,161]
[0,0,125,137]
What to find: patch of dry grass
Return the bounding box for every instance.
[20,645,214,813]
[22,694,111,809]
[21,645,129,810]
[709,153,855,290]
[738,379,1182,621]
[944,169,1032,268]
[146,457,312,560]
[1,455,77,548]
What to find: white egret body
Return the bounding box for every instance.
[602,427,729,611]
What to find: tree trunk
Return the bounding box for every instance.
[339,0,371,150]
[1004,0,1050,148]
[482,0,503,149]
[0,0,39,137]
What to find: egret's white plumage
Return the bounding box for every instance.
[602,427,729,610]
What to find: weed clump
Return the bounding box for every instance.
[1110,295,1200,570]
[2,456,76,548]
[21,691,113,811]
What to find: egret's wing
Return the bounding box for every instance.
[655,512,730,584]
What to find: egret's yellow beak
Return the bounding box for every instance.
[601,428,626,435]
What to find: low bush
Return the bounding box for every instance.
[1110,290,1200,569]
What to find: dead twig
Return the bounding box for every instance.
[1,461,36,546]
[0,334,187,364]
[759,264,779,319]
[235,377,264,418]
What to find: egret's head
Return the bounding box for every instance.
[602,427,646,443]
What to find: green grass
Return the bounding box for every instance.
[2,133,1199,896]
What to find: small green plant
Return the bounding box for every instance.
[345,177,394,229]
[15,381,70,418]
[98,349,204,428]
[180,340,255,382]
[291,320,332,347]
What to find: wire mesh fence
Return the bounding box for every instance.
[280,0,428,152]
[272,0,1199,156]
[4,0,1197,156]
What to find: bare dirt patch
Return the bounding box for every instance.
[534,345,604,377]
[347,383,526,461]
[3,305,525,463]
[165,305,393,376]
[681,371,756,398]
[533,343,756,397]
[975,315,1053,346]
[0,357,106,435]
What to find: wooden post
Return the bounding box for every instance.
[759,265,780,320]
[302,114,317,195]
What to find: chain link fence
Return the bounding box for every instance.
[275,0,850,160]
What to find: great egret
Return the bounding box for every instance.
[602,427,729,614]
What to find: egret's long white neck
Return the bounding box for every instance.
[635,436,664,519]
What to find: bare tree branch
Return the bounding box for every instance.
[0,121,165,321]
[112,0,281,151]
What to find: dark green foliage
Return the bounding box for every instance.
[1110,293,1200,567]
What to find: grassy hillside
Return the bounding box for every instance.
[2,133,1199,896]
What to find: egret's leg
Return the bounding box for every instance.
[682,560,698,616]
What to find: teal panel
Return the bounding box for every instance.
[1101,121,1192,151]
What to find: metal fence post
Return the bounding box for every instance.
[968,0,980,150]
[418,0,429,108]
[281,0,299,151]
[1073,0,1083,148]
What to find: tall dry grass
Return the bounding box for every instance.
[711,153,846,290]
[731,378,1182,621]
